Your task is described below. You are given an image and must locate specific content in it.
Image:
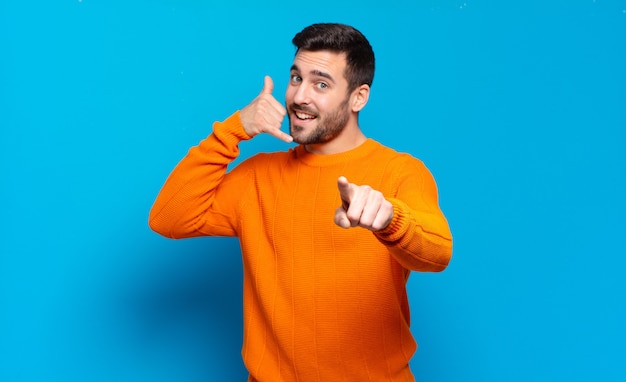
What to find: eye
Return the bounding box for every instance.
[290,74,302,84]
[316,82,328,90]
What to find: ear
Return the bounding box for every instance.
[350,84,370,112]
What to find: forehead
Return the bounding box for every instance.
[291,50,348,82]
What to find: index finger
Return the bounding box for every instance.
[337,176,353,209]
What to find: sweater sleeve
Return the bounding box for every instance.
[374,157,453,272]
[148,111,252,239]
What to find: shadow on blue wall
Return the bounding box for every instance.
[111,237,248,380]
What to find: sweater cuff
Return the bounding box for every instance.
[374,198,410,243]
[217,111,253,143]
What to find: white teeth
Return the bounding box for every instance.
[295,112,315,120]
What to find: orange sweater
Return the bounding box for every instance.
[149,112,453,382]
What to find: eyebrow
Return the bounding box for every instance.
[290,64,336,84]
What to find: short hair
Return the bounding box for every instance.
[292,23,375,92]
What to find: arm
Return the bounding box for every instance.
[334,159,453,272]
[148,112,251,238]
[373,158,453,272]
[149,76,290,239]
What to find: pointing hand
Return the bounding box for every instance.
[240,76,292,143]
[334,176,394,231]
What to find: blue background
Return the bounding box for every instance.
[1,1,625,381]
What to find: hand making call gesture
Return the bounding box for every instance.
[240,76,293,143]
[334,176,394,231]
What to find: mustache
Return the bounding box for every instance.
[289,103,318,116]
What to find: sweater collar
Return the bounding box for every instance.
[292,138,380,167]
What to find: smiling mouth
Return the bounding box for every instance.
[295,111,316,120]
[290,104,318,121]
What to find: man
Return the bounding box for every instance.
[150,23,452,382]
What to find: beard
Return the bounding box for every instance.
[288,97,350,145]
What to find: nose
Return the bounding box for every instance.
[292,83,310,105]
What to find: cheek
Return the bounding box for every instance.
[285,87,295,104]
[321,97,344,114]
[314,95,335,111]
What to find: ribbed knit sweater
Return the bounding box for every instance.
[149,112,453,382]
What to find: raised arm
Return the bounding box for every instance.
[149,76,290,239]
[148,112,249,238]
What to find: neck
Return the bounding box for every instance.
[305,124,367,155]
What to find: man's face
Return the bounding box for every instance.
[285,50,352,145]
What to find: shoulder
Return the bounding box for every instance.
[232,148,295,172]
[369,140,429,172]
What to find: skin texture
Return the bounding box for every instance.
[239,50,394,231]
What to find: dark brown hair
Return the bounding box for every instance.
[292,23,375,92]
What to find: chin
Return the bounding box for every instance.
[291,133,308,145]
[289,125,307,143]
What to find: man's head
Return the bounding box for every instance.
[286,24,375,149]
[292,23,375,93]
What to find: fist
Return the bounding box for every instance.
[334,176,394,231]
[240,76,292,143]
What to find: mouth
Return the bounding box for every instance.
[290,105,318,121]
[295,111,316,121]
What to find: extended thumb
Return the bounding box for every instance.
[261,75,274,95]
